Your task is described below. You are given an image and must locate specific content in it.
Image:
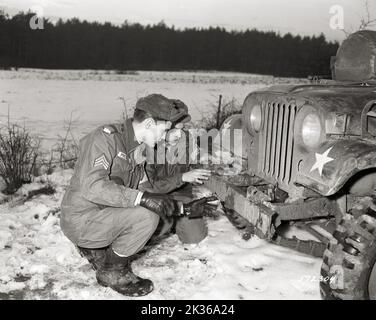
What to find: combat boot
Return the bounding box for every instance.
[77,246,107,271]
[96,247,154,297]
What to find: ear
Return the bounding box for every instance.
[143,117,155,129]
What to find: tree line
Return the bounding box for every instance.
[0,11,339,77]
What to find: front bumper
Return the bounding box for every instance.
[204,173,339,240]
[203,175,277,240]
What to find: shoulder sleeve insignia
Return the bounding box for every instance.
[103,125,118,135]
[94,154,109,170]
[117,151,128,160]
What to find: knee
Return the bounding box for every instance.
[136,206,160,231]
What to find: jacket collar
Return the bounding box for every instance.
[122,118,141,154]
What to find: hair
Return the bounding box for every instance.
[133,109,153,122]
[133,108,170,125]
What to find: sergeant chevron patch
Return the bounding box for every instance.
[94,154,109,170]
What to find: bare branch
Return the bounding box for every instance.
[118,96,129,122]
[342,0,376,37]
[359,0,376,30]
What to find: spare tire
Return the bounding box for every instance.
[334,30,376,81]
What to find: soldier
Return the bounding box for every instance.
[60,94,216,297]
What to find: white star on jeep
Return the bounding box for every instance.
[310,147,334,176]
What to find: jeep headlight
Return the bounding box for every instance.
[249,104,262,132]
[301,113,322,148]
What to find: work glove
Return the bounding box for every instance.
[140,191,177,218]
[183,196,219,219]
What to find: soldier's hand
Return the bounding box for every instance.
[182,169,211,184]
[183,196,219,219]
[140,191,177,218]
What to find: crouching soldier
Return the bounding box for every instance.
[60,94,217,297]
[141,115,219,244]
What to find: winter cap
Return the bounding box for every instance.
[135,94,191,124]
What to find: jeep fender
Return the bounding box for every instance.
[295,139,376,196]
[220,114,242,130]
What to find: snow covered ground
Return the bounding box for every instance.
[0,169,321,300]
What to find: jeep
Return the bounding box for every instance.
[204,30,376,300]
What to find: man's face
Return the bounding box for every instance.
[143,118,172,148]
[165,123,184,146]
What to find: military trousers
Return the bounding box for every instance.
[65,185,209,257]
[74,206,160,257]
[73,205,208,257]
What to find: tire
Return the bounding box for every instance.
[320,208,376,300]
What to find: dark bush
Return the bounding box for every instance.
[0,122,40,194]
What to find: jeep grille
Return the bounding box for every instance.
[258,102,297,183]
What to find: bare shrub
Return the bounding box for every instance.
[183,95,243,165]
[28,114,79,176]
[51,113,79,170]
[53,136,78,170]
[342,0,376,37]
[118,96,130,122]
[0,122,40,194]
[38,150,55,175]
[196,95,242,131]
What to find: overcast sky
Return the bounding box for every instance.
[1,0,375,42]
